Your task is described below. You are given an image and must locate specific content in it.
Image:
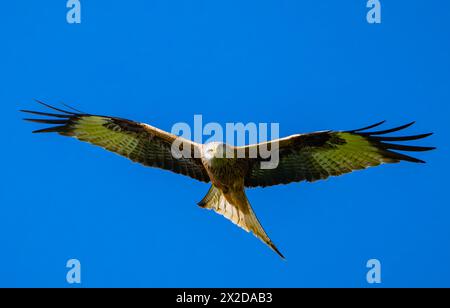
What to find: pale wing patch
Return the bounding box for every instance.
[310,133,385,176]
[72,116,139,156]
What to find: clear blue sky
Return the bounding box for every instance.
[0,1,449,287]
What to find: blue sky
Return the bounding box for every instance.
[0,1,449,287]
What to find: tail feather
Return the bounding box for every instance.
[198,185,285,259]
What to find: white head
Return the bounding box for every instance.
[203,142,234,163]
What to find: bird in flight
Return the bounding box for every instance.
[22,101,435,258]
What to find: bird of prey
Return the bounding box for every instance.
[22,101,435,258]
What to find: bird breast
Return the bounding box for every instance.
[202,156,248,190]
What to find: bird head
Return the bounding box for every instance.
[203,142,234,163]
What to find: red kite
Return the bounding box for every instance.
[22,101,435,258]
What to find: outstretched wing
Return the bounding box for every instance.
[22,101,210,183]
[242,121,435,187]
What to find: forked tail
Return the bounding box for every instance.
[198,185,285,259]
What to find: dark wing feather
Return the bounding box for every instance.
[22,102,210,183]
[242,122,435,188]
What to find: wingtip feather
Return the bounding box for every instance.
[32,99,76,115]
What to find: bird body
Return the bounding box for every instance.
[22,101,435,258]
[199,142,283,256]
[202,143,247,191]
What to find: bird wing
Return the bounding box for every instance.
[22,101,210,183]
[241,121,435,187]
